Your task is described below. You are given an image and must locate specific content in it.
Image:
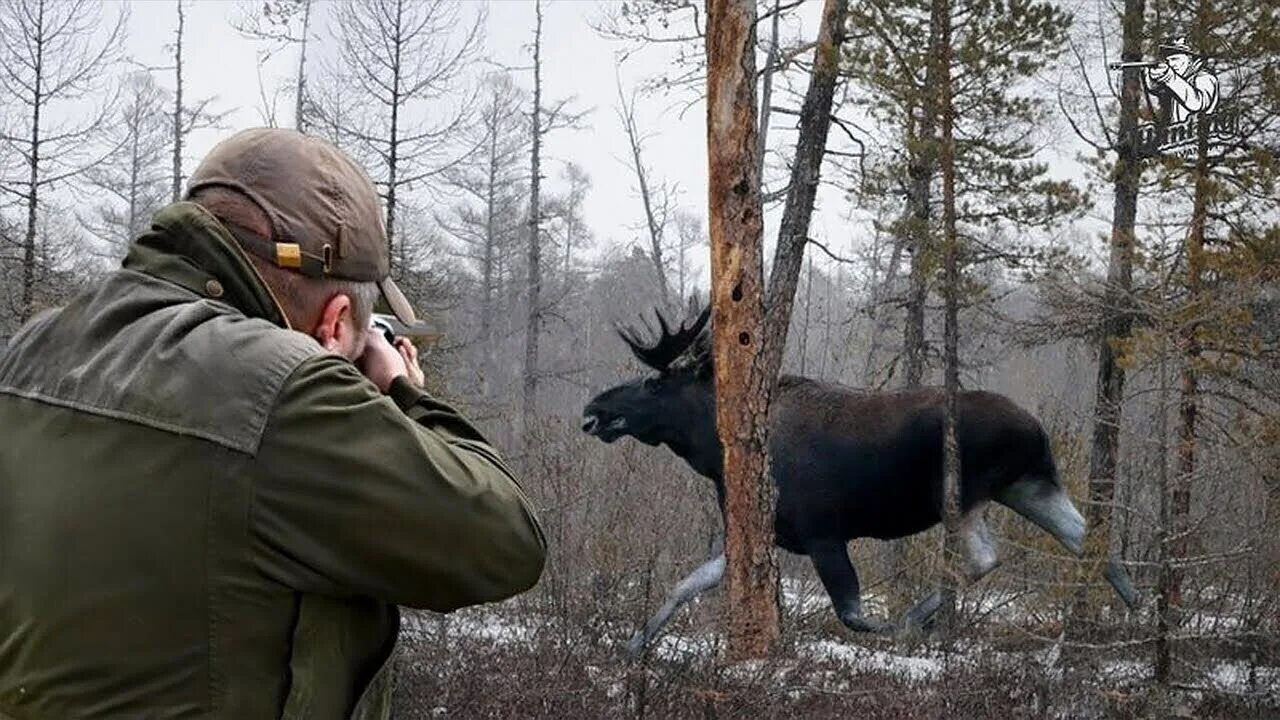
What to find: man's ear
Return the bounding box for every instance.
[313,294,354,354]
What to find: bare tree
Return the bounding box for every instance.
[522,0,587,429]
[317,0,483,264]
[83,72,170,257]
[616,79,676,305]
[231,0,314,131]
[671,208,705,303]
[168,0,226,203]
[760,0,849,390]
[437,72,529,401]
[0,0,124,323]
[523,0,546,431]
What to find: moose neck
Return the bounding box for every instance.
[657,380,724,490]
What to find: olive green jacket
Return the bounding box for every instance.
[0,203,546,719]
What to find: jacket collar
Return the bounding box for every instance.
[123,202,292,329]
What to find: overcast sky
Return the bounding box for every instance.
[109,0,1113,286]
[114,0,867,276]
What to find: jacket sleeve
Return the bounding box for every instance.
[250,354,546,611]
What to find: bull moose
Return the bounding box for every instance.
[582,305,1137,654]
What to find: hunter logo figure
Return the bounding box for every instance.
[1109,36,1239,158]
[1144,36,1219,123]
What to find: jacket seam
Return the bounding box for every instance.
[0,385,257,454]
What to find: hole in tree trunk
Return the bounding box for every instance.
[738,331,750,346]
[732,283,742,302]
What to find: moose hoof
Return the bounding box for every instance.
[903,591,943,630]
[839,612,895,635]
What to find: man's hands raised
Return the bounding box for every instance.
[357,330,425,393]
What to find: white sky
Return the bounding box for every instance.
[117,0,854,275]
[111,0,1111,283]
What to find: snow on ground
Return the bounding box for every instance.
[1205,660,1280,697]
[803,640,943,682]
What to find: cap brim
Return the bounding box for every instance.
[378,277,418,325]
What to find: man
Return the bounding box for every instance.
[1145,36,1219,124]
[0,128,546,719]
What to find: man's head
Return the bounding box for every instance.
[184,128,415,361]
[1159,36,1199,76]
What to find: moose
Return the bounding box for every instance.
[582,305,1138,654]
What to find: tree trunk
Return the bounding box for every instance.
[902,98,935,388]
[892,0,940,616]
[1158,0,1212,685]
[522,0,544,431]
[171,0,185,203]
[19,0,45,324]
[481,96,498,399]
[385,0,403,267]
[618,85,670,304]
[932,0,963,638]
[295,0,312,133]
[760,0,848,384]
[757,0,781,179]
[1071,0,1145,642]
[706,0,779,661]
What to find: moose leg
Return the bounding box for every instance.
[626,537,725,656]
[959,504,1001,581]
[998,477,1139,609]
[808,541,893,634]
[896,510,998,633]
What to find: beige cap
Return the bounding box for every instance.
[185,127,417,325]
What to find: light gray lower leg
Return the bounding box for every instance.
[959,505,1001,581]
[626,544,726,656]
[1105,558,1140,609]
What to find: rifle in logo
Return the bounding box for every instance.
[1110,36,1240,159]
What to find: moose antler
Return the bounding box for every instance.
[616,302,711,371]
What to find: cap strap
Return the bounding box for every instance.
[221,221,328,279]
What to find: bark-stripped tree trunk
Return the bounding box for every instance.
[1071,0,1145,640]
[171,0,185,203]
[522,0,545,431]
[932,0,964,638]
[706,0,779,661]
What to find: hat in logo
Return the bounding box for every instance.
[1159,36,1199,58]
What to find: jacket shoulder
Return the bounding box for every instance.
[0,271,324,454]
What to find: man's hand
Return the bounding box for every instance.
[357,330,425,393]
[1147,61,1174,85]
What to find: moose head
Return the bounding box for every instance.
[581,303,713,448]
